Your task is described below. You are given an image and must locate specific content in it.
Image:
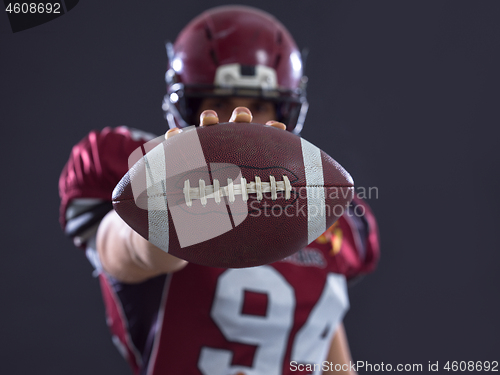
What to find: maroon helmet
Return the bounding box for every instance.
[162,5,308,134]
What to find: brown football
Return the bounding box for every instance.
[112,123,354,268]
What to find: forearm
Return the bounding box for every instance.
[324,323,357,375]
[97,210,187,283]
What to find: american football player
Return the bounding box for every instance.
[59,6,379,375]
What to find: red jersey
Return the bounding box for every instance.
[59,127,379,375]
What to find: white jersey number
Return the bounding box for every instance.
[198,266,348,375]
[291,273,349,374]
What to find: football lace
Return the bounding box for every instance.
[183,175,292,207]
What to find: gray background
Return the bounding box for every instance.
[1,1,499,374]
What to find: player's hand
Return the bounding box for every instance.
[166,107,286,139]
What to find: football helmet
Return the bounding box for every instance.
[162,5,308,134]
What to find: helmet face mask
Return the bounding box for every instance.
[163,5,308,134]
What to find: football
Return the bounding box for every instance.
[112,123,354,268]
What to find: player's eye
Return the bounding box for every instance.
[211,100,226,109]
[200,98,230,111]
[250,101,276,118]
[252,102,271,112]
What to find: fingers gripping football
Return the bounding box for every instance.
[166,107,286,140]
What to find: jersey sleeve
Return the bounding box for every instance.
[314,195,380,280]
[59,126,156,246]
